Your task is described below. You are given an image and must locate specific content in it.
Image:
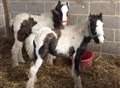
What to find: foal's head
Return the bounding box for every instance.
[52,0,69,28]
[89,13,104,44]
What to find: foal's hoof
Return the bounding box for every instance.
[26,78,35,88]
[74,83,83,88]
[74,76,83,88]
[46,58,54,65]
[47,54,56,65]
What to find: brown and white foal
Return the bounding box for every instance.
[11,0,69,67]
[26,13,104,88]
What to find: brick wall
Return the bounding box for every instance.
[0,0,120,56]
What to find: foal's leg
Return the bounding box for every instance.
[47,53,56,65]
[11,41,19,67]
[72,57,83,88]
[69,47,82,88]
[72,62,83,88]
[26,33,53,88]
[12,39,24,67]
[18,42,25,63]
[72,48,84,88]
[26,46,43,88]
[47,36,57,65]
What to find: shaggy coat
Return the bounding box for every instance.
[26,13,104,88]
[11,1,69,67]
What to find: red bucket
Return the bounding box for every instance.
[80,51,94,69]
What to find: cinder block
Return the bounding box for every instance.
[45,0,72,2]
[90,2,115,15]
[69,15,78,25]
[115,30,120,41]
[104,29,114,41]
[103,16,120,29]
[90,0,112,2]
[116,2,120,15]
[26,2,44,15]
[0,0,2,4]
[9,2,27,13]
[70,2,89,14]
[77,15,87,24]
[102,42,118,55]
[45,0,58,1]
[44,2,56,12]
[11,0,43,3]
[10,12,18,19]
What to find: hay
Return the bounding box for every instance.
[0,37,120,88]
[0,52,120,88]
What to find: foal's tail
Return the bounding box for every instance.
[25,33,36,59]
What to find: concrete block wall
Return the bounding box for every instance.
[90,0,120,56]
[67,0,120,56]
[0,0,120,56]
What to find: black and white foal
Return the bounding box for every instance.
[26,13,104,88]
[11,0,69,67]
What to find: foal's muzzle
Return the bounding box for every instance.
[62,20,67,26]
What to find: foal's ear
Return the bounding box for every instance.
[99,12,102,17]
[56,0,61,9]
[58,0,61,5]
[66,2,69,8]
[99,12,103,20]
[89,13,92,19]
[66,2,70,10]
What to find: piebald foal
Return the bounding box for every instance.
[11,0,69,67]
[26,13,104,88]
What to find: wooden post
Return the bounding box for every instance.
[2,0,10,36]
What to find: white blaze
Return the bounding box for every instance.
[96,20,104,43]
[61,4,68,26]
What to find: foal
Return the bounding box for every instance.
[11,0,69,67]
[26,13,104,88]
